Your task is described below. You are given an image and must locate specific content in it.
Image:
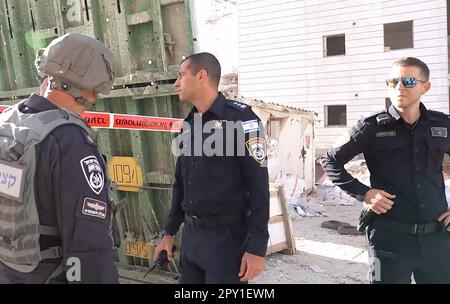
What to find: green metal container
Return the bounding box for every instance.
[0,0,195,282]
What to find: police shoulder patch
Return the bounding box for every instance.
[227,100,249,112]
[80,155,105,195]
[245,137,267,164]
[212,120,226,129]
[362,109,387,122]
[428,110,450,121]
[82,197,107,220]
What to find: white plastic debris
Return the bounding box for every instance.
[289,202,326,217]
[272,173,306,200]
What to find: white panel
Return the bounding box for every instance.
[268,221,287,245]
[269,194,283,217]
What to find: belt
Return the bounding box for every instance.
[372,219,445,235]
[184,213,245,229]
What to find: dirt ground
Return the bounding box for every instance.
[253,185,369,284]
[118,184,370,284]
[121,160,450,284]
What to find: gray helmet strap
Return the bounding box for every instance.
[50,78,95,109]
[74,96,94,109]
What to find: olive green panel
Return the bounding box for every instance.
[161,2,191,66]
[0,4,13,91]
[93,99,128,265]
[92,0,131,76]
[4,0,38,88]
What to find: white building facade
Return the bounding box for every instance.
[238,0,449,154]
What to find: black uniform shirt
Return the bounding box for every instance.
[321,103,450,224]
[164,93,270,257]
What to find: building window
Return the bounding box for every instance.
[384,21,413,51]
[325,105,346,127]
[324,34,346,57]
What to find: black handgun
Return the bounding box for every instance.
[143,245,177,278]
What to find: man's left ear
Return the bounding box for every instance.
[423,82,431,94]
[198,69,208,83]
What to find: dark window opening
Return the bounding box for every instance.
[324,34,346,57]
[325,105,347,126]
[384,21,413,51]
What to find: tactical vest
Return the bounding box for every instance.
[0,100,91,273]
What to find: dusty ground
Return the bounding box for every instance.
[120,186,369,284]
[253,184,369,284]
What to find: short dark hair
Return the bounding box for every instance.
[181,52,221,87]
[393,57,430,81]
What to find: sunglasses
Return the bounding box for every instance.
[386,77,426,88]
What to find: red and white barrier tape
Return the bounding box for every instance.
[0,105,183,132]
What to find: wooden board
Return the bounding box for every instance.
[266,183,296,255]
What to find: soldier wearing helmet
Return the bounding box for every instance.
[0,33,118,283]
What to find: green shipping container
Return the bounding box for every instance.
[0,0,196,283]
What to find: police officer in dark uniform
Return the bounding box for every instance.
[154,52,270,284]
[0,33,118,283]
[320,57,450,284]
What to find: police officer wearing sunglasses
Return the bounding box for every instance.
[320,57,450,283]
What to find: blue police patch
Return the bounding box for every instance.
[82,197,107,220]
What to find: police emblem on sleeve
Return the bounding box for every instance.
[80,156,104,195]
[245,137,267,164]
